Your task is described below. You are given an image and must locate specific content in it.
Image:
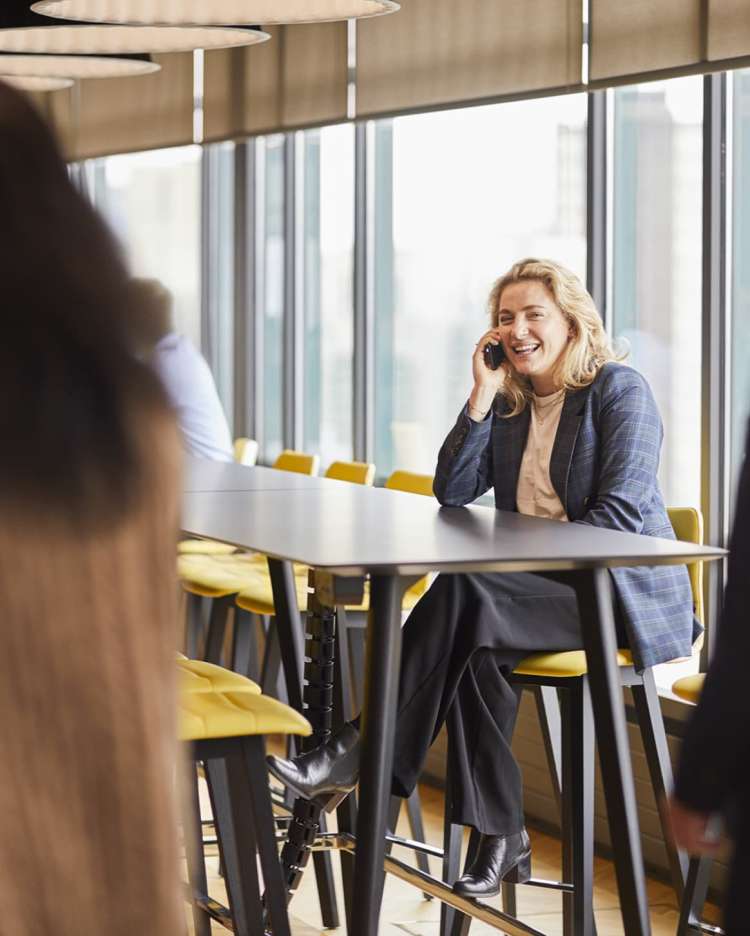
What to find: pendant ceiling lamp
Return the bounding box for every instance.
[31,0,399,26]
[0,73,73,90]
[0,4,269,81]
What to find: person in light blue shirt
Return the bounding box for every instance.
[128,278,233,463]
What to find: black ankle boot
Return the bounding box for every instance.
[452,830,531,898]
[266,723,360,812]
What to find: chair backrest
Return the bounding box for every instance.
[234,437,259,466]
[667,506,704,626]
[385,469,434,497]
[324,460,376,486]
[273,449,320,476]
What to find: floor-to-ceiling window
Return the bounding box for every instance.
[300,123,355,467]
[259,134,286,464]
[611,78,703,508]
[371,94,588,478]
[88,145,203,348]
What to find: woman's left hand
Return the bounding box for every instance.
[665,795,721,856]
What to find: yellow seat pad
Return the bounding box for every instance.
[236,563,429,615]
[514,649,634,678]
[671,673,705,704]
[177,658,261,695]
[180,689,312,742]
[179,553,430,615]
[178,553,259,597]
[178,538,238,556]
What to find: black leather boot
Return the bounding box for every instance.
[452,830,531,898]
[266,723,360,812]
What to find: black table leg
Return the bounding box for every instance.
[571,567,651,936]
[351,573,408,935]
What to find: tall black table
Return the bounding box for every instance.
[182,458,724,936]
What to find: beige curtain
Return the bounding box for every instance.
[355,0,583,117]
[203,21,348,142]
[590,0,750,83]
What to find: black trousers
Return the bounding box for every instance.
[387,571,626,836]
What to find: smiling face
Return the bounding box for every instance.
[496,279,572,396]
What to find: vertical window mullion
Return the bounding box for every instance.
[701,71,729,664]
[283,132,304,451]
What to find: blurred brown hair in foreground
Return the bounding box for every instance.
[0,81,183,935]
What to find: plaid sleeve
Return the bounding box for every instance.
[433,403,494,506]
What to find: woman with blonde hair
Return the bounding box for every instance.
[0,83,182,935]
[268,257,698,895]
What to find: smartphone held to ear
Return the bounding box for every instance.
[483,342,506,370]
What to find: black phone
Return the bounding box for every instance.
[483,341,506,370]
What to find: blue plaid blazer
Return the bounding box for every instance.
[433,362,700,670]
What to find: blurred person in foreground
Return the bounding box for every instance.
[0,83,182,935]
[268,258,699,896]
[127,277,233,462]
[669,419,750,935]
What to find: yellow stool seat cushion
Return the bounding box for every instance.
[178,538,237,556]
[234,560,430,615]
[178,553,252,597]
[514,649,634,678]
[671,673,705,704]
[179,689,312,742]
[177,658,261,695]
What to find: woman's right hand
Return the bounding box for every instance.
[468,328,507,420]
[471,327,507,392]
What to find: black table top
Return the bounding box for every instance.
[182,472,725,577]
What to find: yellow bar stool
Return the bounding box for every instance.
[443,506,706,936]
[180,659,311,936]
[671,674,724,936]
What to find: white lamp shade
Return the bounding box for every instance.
[0,73,74,90]
[0,53,159,78]
[0,24,270,55]
[32,0,399,26]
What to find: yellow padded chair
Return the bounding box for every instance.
[274,449,320,476]
[672,673,704,704]
[325,460,376,486]
[181,661,310,936]
[514,506,705,677]
[385,469,435,498]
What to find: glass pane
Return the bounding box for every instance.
[205,142,236,429]
[262,135,286,464]
[372,95,588,479]
[302,125,355,467]
[612,78,703,508]
[89,146,202,348]
[731,69,750,509]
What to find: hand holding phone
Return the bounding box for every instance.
[483,341,506,371]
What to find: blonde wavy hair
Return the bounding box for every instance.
[488,258,624,417]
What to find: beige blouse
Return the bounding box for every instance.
[516,388,568,521]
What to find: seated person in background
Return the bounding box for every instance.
[127,277,233,462]
[268,257,699,898]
